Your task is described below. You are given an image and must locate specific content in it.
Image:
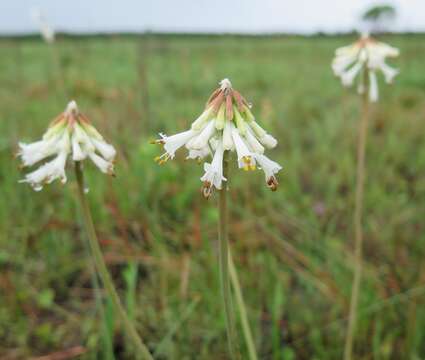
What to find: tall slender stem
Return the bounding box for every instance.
[74,162,153,360]
[344,69,370,360]
[49,43,68,100]
[229,250,258,360]
[218,151,240,359]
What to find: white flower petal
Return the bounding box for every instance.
[18,128,67,167]
[189,120,216,150]
[88,152,114,175]
[246,122,277,149]
[245,128,264,154]
[91,138,116,161]
[231,123,255,170]
[260,134,278,149]
[186,146,211,161]
[191,106,214,130]
[158,129,198,160]
[253,153,282,191]
[72,134,86,161]
[341,61,363,87]
[369,71,379,102]
[200,140,226,196]
[222,120,234,151]
[20,151,68,191]
[332,54,357,76]
[379,62,399,83]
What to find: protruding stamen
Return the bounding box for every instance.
[151,139,165,145]
[242,156,255,171]
[154,153,170,165]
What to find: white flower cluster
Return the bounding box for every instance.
[18,101,116,191]
[31,8,55,44]
[154,79,282,197]
[332,33,399,102]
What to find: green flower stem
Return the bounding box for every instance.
[218,151,240,359]
[344,68,370,360]
[229,250,258,360]
[48,43,68,99]
[74,162,153,360]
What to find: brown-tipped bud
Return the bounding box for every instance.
[206,88,222,106]
[225,94,234,121]
[49,113,65,127]
[232,90,245,112]
[78,113,91,124]
[210,92,225,113]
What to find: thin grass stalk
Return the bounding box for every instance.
[218,151,240,359]
[344,68,370,360]
[84,236,114,357]
[229,250,258,360]
[48,43,68,99]
[74,162,153,360]
[153,295,201,357]
[137,35,151,134]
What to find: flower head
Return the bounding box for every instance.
[31,8,55,44]
[18,101,116,191]
[332,33,399,102]
[153,78,282,197]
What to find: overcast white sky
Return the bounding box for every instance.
[1,0,424,34]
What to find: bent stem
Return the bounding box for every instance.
[218,151,240,359]
[344,69,370,360]
[74,162,153,360]
[229,250,258,360]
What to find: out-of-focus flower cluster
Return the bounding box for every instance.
[332,33,399,102]
[18,101,116,191]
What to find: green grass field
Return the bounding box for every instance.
[1,34,424,359]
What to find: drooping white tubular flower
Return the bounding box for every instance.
[19,134,69,191]
[186,146,211,162]
[332,33,399,102]
[200,140,227,198]
[190,120,216,150]
[18,100,116,191]
[153,78,283,197]
[253,153,282,191]
[222,120,234,151]
[31,8,55,44]
[369,71,379,103]
[154,129,199,164]
[231,123,255,171]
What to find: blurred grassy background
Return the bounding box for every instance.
[0,34,424,359]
